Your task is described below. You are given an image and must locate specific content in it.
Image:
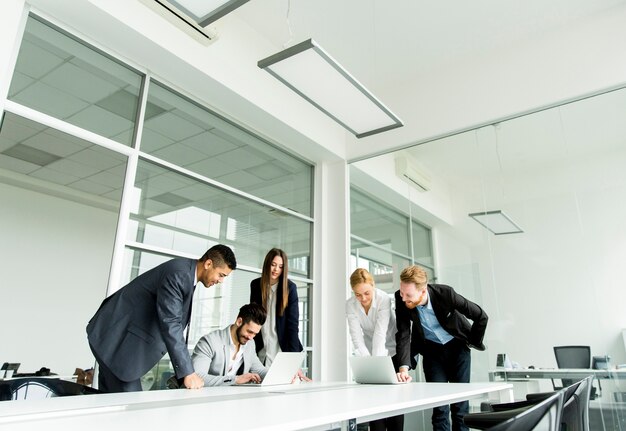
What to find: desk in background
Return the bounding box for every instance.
[489,368,626,382]
[0,381,513,430]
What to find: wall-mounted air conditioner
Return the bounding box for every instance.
[139,0,225,44]
[395,155,431,192]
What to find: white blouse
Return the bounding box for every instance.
[259,282,281,366]
[345,288,396,357]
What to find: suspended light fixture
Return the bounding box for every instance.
[258,39,403,138]
[147,0,250,40]
[468,210,524,235]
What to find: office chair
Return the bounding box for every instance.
[464,376,592,431]
[0,377,100,401]
[560,375,592,431]
[529,375,592,431]
[552,346,590,388]
[483,391,564,431]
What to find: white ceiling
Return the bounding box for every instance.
[7,0,626,200]
[236,0,622,91]
[230,0,626,203]
[405,86,626,185]
[231,0,626,160]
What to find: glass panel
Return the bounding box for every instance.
[412,220,434,267]
[296,280,312,349]
[140,80,312,216]
[189,268,256,345]
[0,113,125,376]
[128,158,312,275]
[350,238,410,295]
[8,15,142,147]
[352,85,626,426]
[350,187,410,256]
[0,111,127,201]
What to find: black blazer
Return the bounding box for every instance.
[249,277,303,353]
[87,258,196,381]
[395,283,488,369]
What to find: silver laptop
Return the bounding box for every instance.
[349,356,405,384]
[241,351,305,386]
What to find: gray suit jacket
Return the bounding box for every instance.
[87,258,197,382]
[191,326,267,386]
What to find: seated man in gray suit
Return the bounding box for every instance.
[191,303,268,386]
[87,244,237,393]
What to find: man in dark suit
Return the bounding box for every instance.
[395,265,488,431]
[87,244,237,393]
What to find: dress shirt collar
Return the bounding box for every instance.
[418,288,432,311]
[360,290,378,314]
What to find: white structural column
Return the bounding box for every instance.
[313,159,351,381]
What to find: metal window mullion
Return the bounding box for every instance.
[138,152,314,224]
[3,100,135,158]
[350,234,413,262]
[106,149,139,295]
[0,4,29,114]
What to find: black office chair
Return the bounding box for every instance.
[0,377,100,401]
[552,346,597,399]
[464,376,592,431]
[485,391,564,431]
[559,375,592,431]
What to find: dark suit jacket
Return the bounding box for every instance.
[395,284,488,370]
[87,258,196,382]
[250,277,303,353]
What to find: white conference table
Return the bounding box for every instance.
[0,381,513,431]
[489,368,626,382]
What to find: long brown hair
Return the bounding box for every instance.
[261,248,289,316]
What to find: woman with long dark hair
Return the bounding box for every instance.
[249,248,303,366]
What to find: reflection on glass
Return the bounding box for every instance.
[412,220,433,267]
[0,112,125,377]
[0,111,127,203]
[351,85,626,424]
[8,15,142,147]
[350,239,410,294]
[128,158,312,275]
[140,80,313,215]
[351,187,410,256]
[296,280,312,349]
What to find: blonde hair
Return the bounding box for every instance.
[349,268,374,289]
[400,265,428,287]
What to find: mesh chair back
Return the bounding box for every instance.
[561,375,592,431]
[486,391,564,431]
[553,346,591,369]
[552,346,591,391]
[0,377,100,401]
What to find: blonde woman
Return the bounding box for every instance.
[346,268,403,431]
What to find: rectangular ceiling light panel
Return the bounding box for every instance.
[148,0,250,41]
[468,210,524,235]
[258,39,403,138]
[164,0,250,26]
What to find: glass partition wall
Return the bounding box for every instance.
[349,187,433,294]
[350,87,626,429]
[1,14,313,388]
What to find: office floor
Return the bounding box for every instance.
[590,403,626,431]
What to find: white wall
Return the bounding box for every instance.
[468,148,626,369]
[0,182,118,375]
[348,2,626,161]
